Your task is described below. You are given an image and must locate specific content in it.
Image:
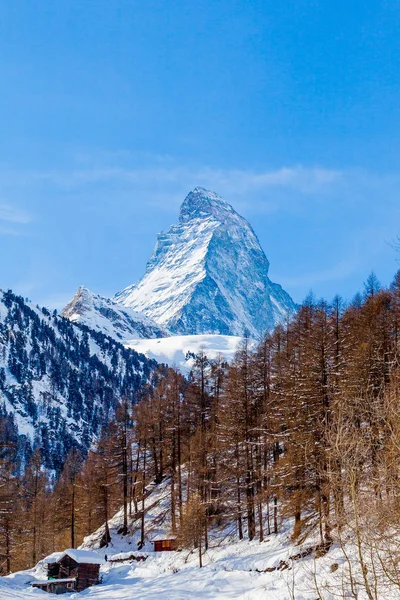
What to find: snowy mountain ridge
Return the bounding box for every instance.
[115,187,296,338]
[62,286,168,341]
[61,289,247,373]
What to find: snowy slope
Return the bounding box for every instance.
[0,543,342,600]
[0,289,157,470]
[115,187,296,338]
[2,479,395,600]
[61,290,243,372]
[2,538,396,600]
[62,286,168,342]
[125,334,247,373]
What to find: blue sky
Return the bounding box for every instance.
[0,0,399,309]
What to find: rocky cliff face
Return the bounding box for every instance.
[115,187,296,337]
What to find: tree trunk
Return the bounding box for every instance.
[122,423,128,536]
[71,484,75,549]
[140,441,147,549]
[198,535,202,568]
[235,440,243,540]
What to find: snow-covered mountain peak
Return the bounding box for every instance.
[62,286,168,341]
[63,285,95,318]
[115,188,296,337]
[179,187,236,224]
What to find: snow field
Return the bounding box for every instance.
[2,476,395,599]
[124,334,248,373]
[1,531,386,600]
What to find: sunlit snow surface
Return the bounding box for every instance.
[2,478,398,599]
[125,334,247,373]
[0,550,331,600]
[1,528,392,600]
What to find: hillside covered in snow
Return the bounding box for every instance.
[0,289,157,470]
[2,477,399,600]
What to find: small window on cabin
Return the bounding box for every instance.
[162,540,169,549]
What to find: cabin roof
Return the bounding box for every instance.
[58,549,105,565]
[43,548,105,565]
[150,537,177,542]
[42,551,64,564]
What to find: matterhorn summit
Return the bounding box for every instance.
[115,187,295,337]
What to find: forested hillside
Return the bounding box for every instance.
[2,271,400,599]
[0,290,157,472]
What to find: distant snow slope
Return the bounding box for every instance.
[62,286,168,341]
[125,334,246,373]
[116,187,296,337]
[62,289,244,371]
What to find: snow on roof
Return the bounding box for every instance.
[33,578,76,585]
[42,552,64,564]
[59,549,105,565]
[150,536,177,542]
[43,549,105,565]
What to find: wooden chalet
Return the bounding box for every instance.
[32,549,104,594]
[151,537,177,552]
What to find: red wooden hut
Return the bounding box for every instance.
[151,537,177,552]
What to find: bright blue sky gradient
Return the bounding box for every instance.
[0,1,399,308]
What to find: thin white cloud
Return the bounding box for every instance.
[0,203,30,224]
[0,203,31,236]
[0,226,28,237]
[235,166,342,192]
[13,164,342,196]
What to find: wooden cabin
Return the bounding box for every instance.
[32,549,104,594]
[151,537,177,552]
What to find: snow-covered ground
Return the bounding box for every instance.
[1,531,390,600]
[0,533,355,600]
[1,478,396,599]
[125,334,247,373]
